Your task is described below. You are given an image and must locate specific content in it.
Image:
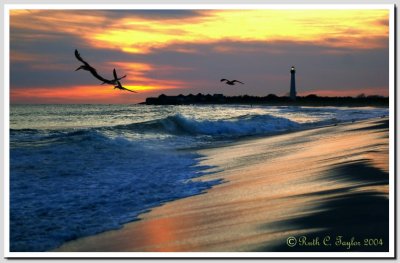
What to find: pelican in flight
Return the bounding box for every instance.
[74,49,130,89]
[220,79,244,85]
[113,69,137,93]
[75,49,115,84]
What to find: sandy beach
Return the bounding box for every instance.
[54,118,389,252]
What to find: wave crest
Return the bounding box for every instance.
[109,113,301,137]
[159,114,301,136]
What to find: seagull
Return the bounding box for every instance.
[113,69,137,93]
[74,49,126,85]
[220,79,244,85]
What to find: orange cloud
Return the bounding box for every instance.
[10,51,41,62]
[10,80,186,104]
[89,9,389,53]
[11,51,71,71]
[10,10,108,36]
[108,61,188,91]
[11,85,140,104]
[10,56,188,102]
[9,9,390,103]
[10,9,389,55]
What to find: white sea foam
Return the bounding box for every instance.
[159,113,301,136]
[9,104,389,251]
[10,129,220,251]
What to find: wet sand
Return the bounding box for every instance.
[55,118,389,252]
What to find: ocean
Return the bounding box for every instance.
[9,104,389,252]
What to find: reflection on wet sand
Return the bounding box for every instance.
[55,118,389,252]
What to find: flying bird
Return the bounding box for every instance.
[220,79,244,85]
[113,69,137,93]
[74,49,133,92]
[75,49,114,84]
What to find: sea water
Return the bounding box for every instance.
[9,104,388,251]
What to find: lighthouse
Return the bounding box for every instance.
[290,66,297,100]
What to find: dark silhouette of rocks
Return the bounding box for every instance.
[143,93,388,107]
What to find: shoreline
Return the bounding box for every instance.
[11,103,390,108]
[142,102,389,108]
[182,116,383,152]
[54,117,389,252]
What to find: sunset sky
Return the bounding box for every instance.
[10,9,390,104]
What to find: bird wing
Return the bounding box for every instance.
[119,85,138,93]
[75,50,126,86]
[123,88,138,93]
[220,79,228,82]
[89,67,113,84]
[113,69,127,82]
[75,49,112,83]
[115,81,137,93]
[74,49,90,67]
[233,80,244,84]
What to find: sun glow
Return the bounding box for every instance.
[10,85,137,104]
[88,10,388,53]
[9,9,390,103]
[11,9,388,55]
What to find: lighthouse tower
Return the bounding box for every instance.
[290,66,297,100]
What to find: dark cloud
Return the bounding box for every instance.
[10,32,389,98]
[98,10,203,20]
[134,41,389,96]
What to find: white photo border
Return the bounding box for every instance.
[3,4,396,258]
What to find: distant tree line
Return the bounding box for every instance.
[143,93,388,107]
